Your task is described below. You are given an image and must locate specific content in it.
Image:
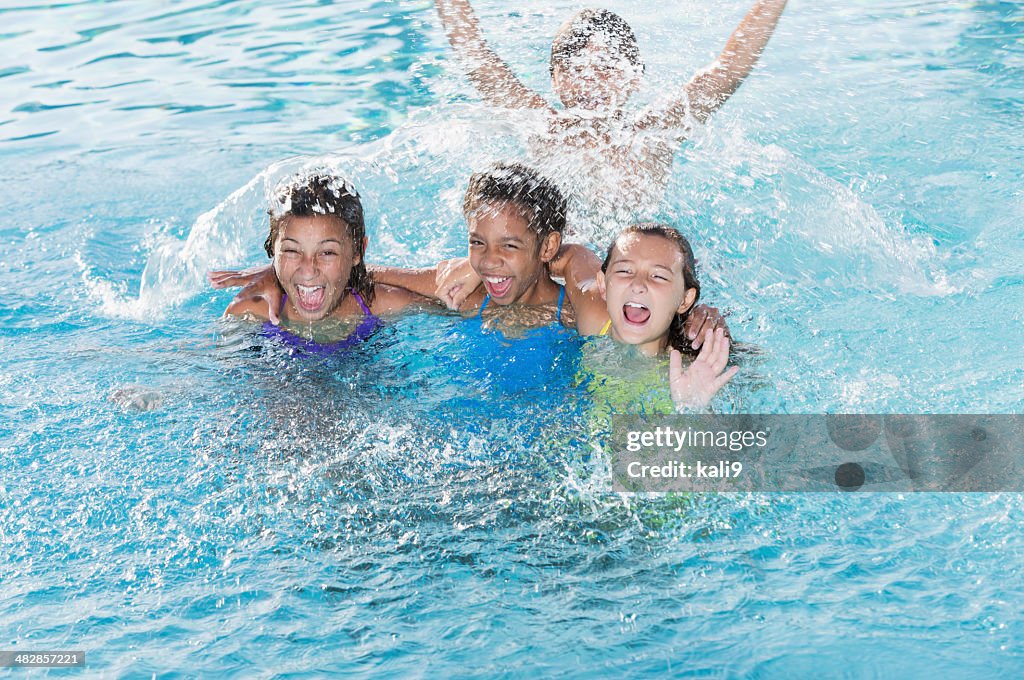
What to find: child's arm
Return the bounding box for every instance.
[370,283,444,316]
[434,0,551,110]
[368,265,439,299]
[211,264,446,321]
[371,263,484,313]
[548,243,608,334]
[211,265,283,324]
[670,328,739,410]
[640,0,788,129]
[548,242,602,295]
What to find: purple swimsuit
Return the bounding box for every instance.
[261,290,382,353]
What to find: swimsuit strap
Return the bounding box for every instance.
[478,294,490,318]
[599,319,611,336]
[347,288,382,342]
[350,289,372,316]
[264,288,381,353]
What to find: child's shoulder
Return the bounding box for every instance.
[224,296,270,321]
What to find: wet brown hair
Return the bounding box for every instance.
[601,223,701,354]
[264,174,374,305]
[463,162,567,246]
[550,9,643,75]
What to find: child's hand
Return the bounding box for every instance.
[207,265,273,289]
[435,257,481,310]
[684,304,730,349]
[670,328,739,411]
[214,266,283,325]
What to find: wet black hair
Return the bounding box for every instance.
[265,173,374,305]
[463,162,567,245]
[601,222,701,354]
[550,8,643,74]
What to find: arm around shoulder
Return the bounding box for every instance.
[368,264,440,299]
[549,242,602,293]
[551,242,609,334]
[370,283,444,316]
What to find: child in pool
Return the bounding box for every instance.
[221,173,429,349]
[433,0,788,208]
[377,162,573,332]
[592,223,737,410]
[213,163,724,343]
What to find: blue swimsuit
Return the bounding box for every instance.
[477,285,566,324]
[261,290,382,354]
[463,285,580,393]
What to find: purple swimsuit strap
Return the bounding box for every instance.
[262,288,382,353]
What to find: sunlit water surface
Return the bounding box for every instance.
[2,0,1022,676]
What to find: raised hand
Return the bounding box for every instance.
[669,328,738,410]
[434,0,549,110]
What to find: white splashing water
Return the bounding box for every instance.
[85,104,955,321]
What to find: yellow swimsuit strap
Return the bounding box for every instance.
[599,319,611,336]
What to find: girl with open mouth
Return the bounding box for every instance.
[218,172,428,353]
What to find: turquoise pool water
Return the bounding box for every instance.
[2,0,1023,676]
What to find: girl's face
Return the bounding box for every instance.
[273,215,356,322]
[597,232,696,355]
[468,202,560,306]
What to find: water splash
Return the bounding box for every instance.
[86,97,957,322]
[675,124,957,297]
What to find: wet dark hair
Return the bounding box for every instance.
[601,223,701,354]
[463,162,567,245]
[264,174,374,305]
[550,8,643,74]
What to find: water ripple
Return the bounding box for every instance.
[1,0,440,152]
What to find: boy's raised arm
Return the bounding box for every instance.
[641,0,788,130]
[434,0,551,111]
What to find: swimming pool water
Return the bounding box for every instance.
[2,0,1023,676]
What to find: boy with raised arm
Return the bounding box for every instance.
[433,1,788,211]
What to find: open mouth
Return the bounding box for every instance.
[622,301,651,325]
[295,284,326,312]
[483,276,514,299]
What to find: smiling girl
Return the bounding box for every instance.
[223,173,426,351]
[590,223,738,410]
